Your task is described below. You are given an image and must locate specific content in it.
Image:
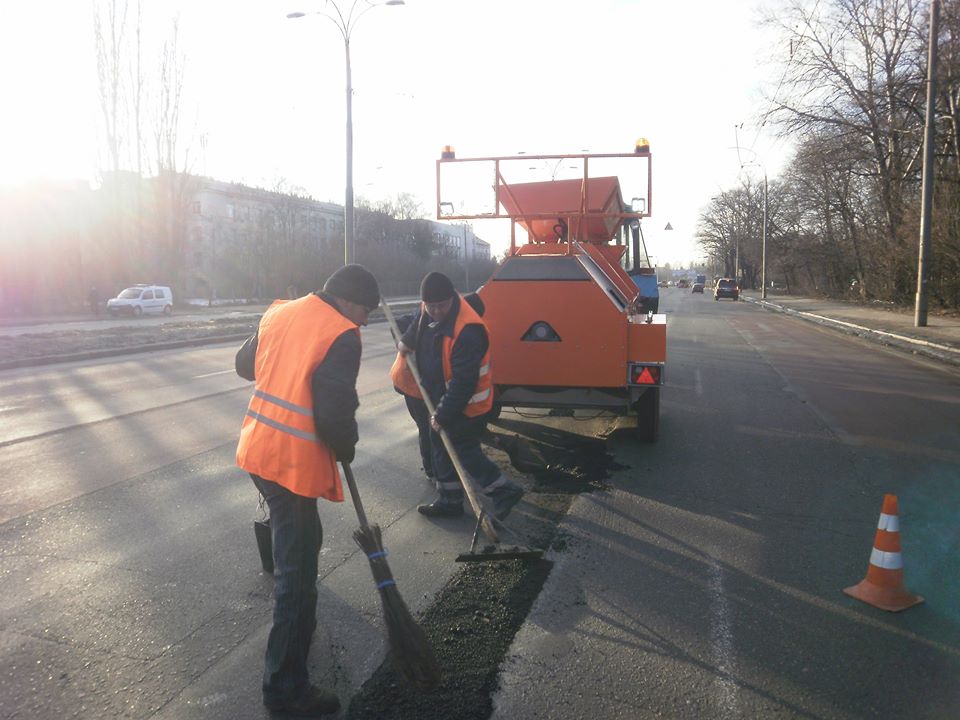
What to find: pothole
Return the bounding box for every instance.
[346,414,627,720]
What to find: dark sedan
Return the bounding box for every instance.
[714,278,740,301]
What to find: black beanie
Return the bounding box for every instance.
[323,264,380,308]
[420,272,456,303]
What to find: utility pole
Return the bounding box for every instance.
[915,0,940,327]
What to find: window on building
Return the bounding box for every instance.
[191,201,201,215]
[226,204,235,220]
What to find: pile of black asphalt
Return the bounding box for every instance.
[347,422,623,720]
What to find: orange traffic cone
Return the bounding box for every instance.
[843,494,923,612]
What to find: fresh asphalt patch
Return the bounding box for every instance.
[346,414,626,720]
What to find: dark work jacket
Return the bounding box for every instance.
[400,295,489,428]
[235,291,361,463]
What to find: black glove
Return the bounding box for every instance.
[337,444,356,465]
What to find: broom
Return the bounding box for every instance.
[341,461,442,691]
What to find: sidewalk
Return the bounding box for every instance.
[740,290,960,367]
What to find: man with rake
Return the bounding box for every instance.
[391,271,524,519]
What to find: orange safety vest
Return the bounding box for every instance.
[389,295,493,417]
[236,295,358,500]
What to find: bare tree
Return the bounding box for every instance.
[94,0,129,176]
[765,0,926,298]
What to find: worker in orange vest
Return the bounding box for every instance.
[391,272,524,519]
[391,291,487,485]
[235,264,380,718]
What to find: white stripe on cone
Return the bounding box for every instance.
[870,548,904,570]
[877,512,900,532]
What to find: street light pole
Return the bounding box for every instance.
[463,223,470,291]
[288,1,404,267]
[343,36,355,265]
[740,158,768,297]
[761,172,768,299]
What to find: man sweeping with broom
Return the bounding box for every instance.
[235,264,380,717]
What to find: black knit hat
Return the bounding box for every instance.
[420,272,456,303]
[323,264,380,308]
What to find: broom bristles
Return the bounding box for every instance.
[354,524,442,691]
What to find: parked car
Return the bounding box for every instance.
[107,285,174,316]
[714,278,740,301]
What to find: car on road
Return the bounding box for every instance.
[676,278,690,289]
[107,285,174,316]
[714,278,740,301]
[692,282,704,293]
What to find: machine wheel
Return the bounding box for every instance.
[633,388,660,443]
[133,306,143,317]
[163,304,173,316]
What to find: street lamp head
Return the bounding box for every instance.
[286,12,306,18]
[385,0,405,5]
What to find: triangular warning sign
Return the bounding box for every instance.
[637,368,656,384]
[664,222,673,231]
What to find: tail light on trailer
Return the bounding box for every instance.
[628,363,662,385]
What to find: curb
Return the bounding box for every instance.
[0,301,421,372]
[0,333,256,371]
[742,295,960,368]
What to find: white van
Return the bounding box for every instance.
[106,285,174,316]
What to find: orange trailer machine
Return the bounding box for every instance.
[436,142,665,440]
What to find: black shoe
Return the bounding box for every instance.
[264,685,340,717]
[491,485,525,520]
[418,500,464,518]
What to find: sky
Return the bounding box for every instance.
[0,0,793,267]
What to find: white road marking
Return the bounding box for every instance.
[708,557,739,717]
[193,369,235,379]
[695,367,703,396]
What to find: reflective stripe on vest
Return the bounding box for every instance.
[246,389,316,442]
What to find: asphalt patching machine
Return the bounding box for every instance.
[437,141,665,441]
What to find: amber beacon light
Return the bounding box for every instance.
[634,137,650,154]
[441,145,456,159]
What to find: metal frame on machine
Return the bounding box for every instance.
[435,150,653,256]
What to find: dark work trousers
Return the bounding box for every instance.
[250,473,320,704]
[431,415,503,506]
[403,394,434,480]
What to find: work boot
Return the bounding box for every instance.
[491,484,525,520]
[264,685,340,717]
[418,500,464,518]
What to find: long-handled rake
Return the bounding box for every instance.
[381,299,543,563]
[341,461,441,691]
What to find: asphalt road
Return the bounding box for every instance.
[493,288,960,719]
[0,324,475,719]
[1,289,958,719]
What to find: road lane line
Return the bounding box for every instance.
[193,369,235,379]
[708,557,739,718]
